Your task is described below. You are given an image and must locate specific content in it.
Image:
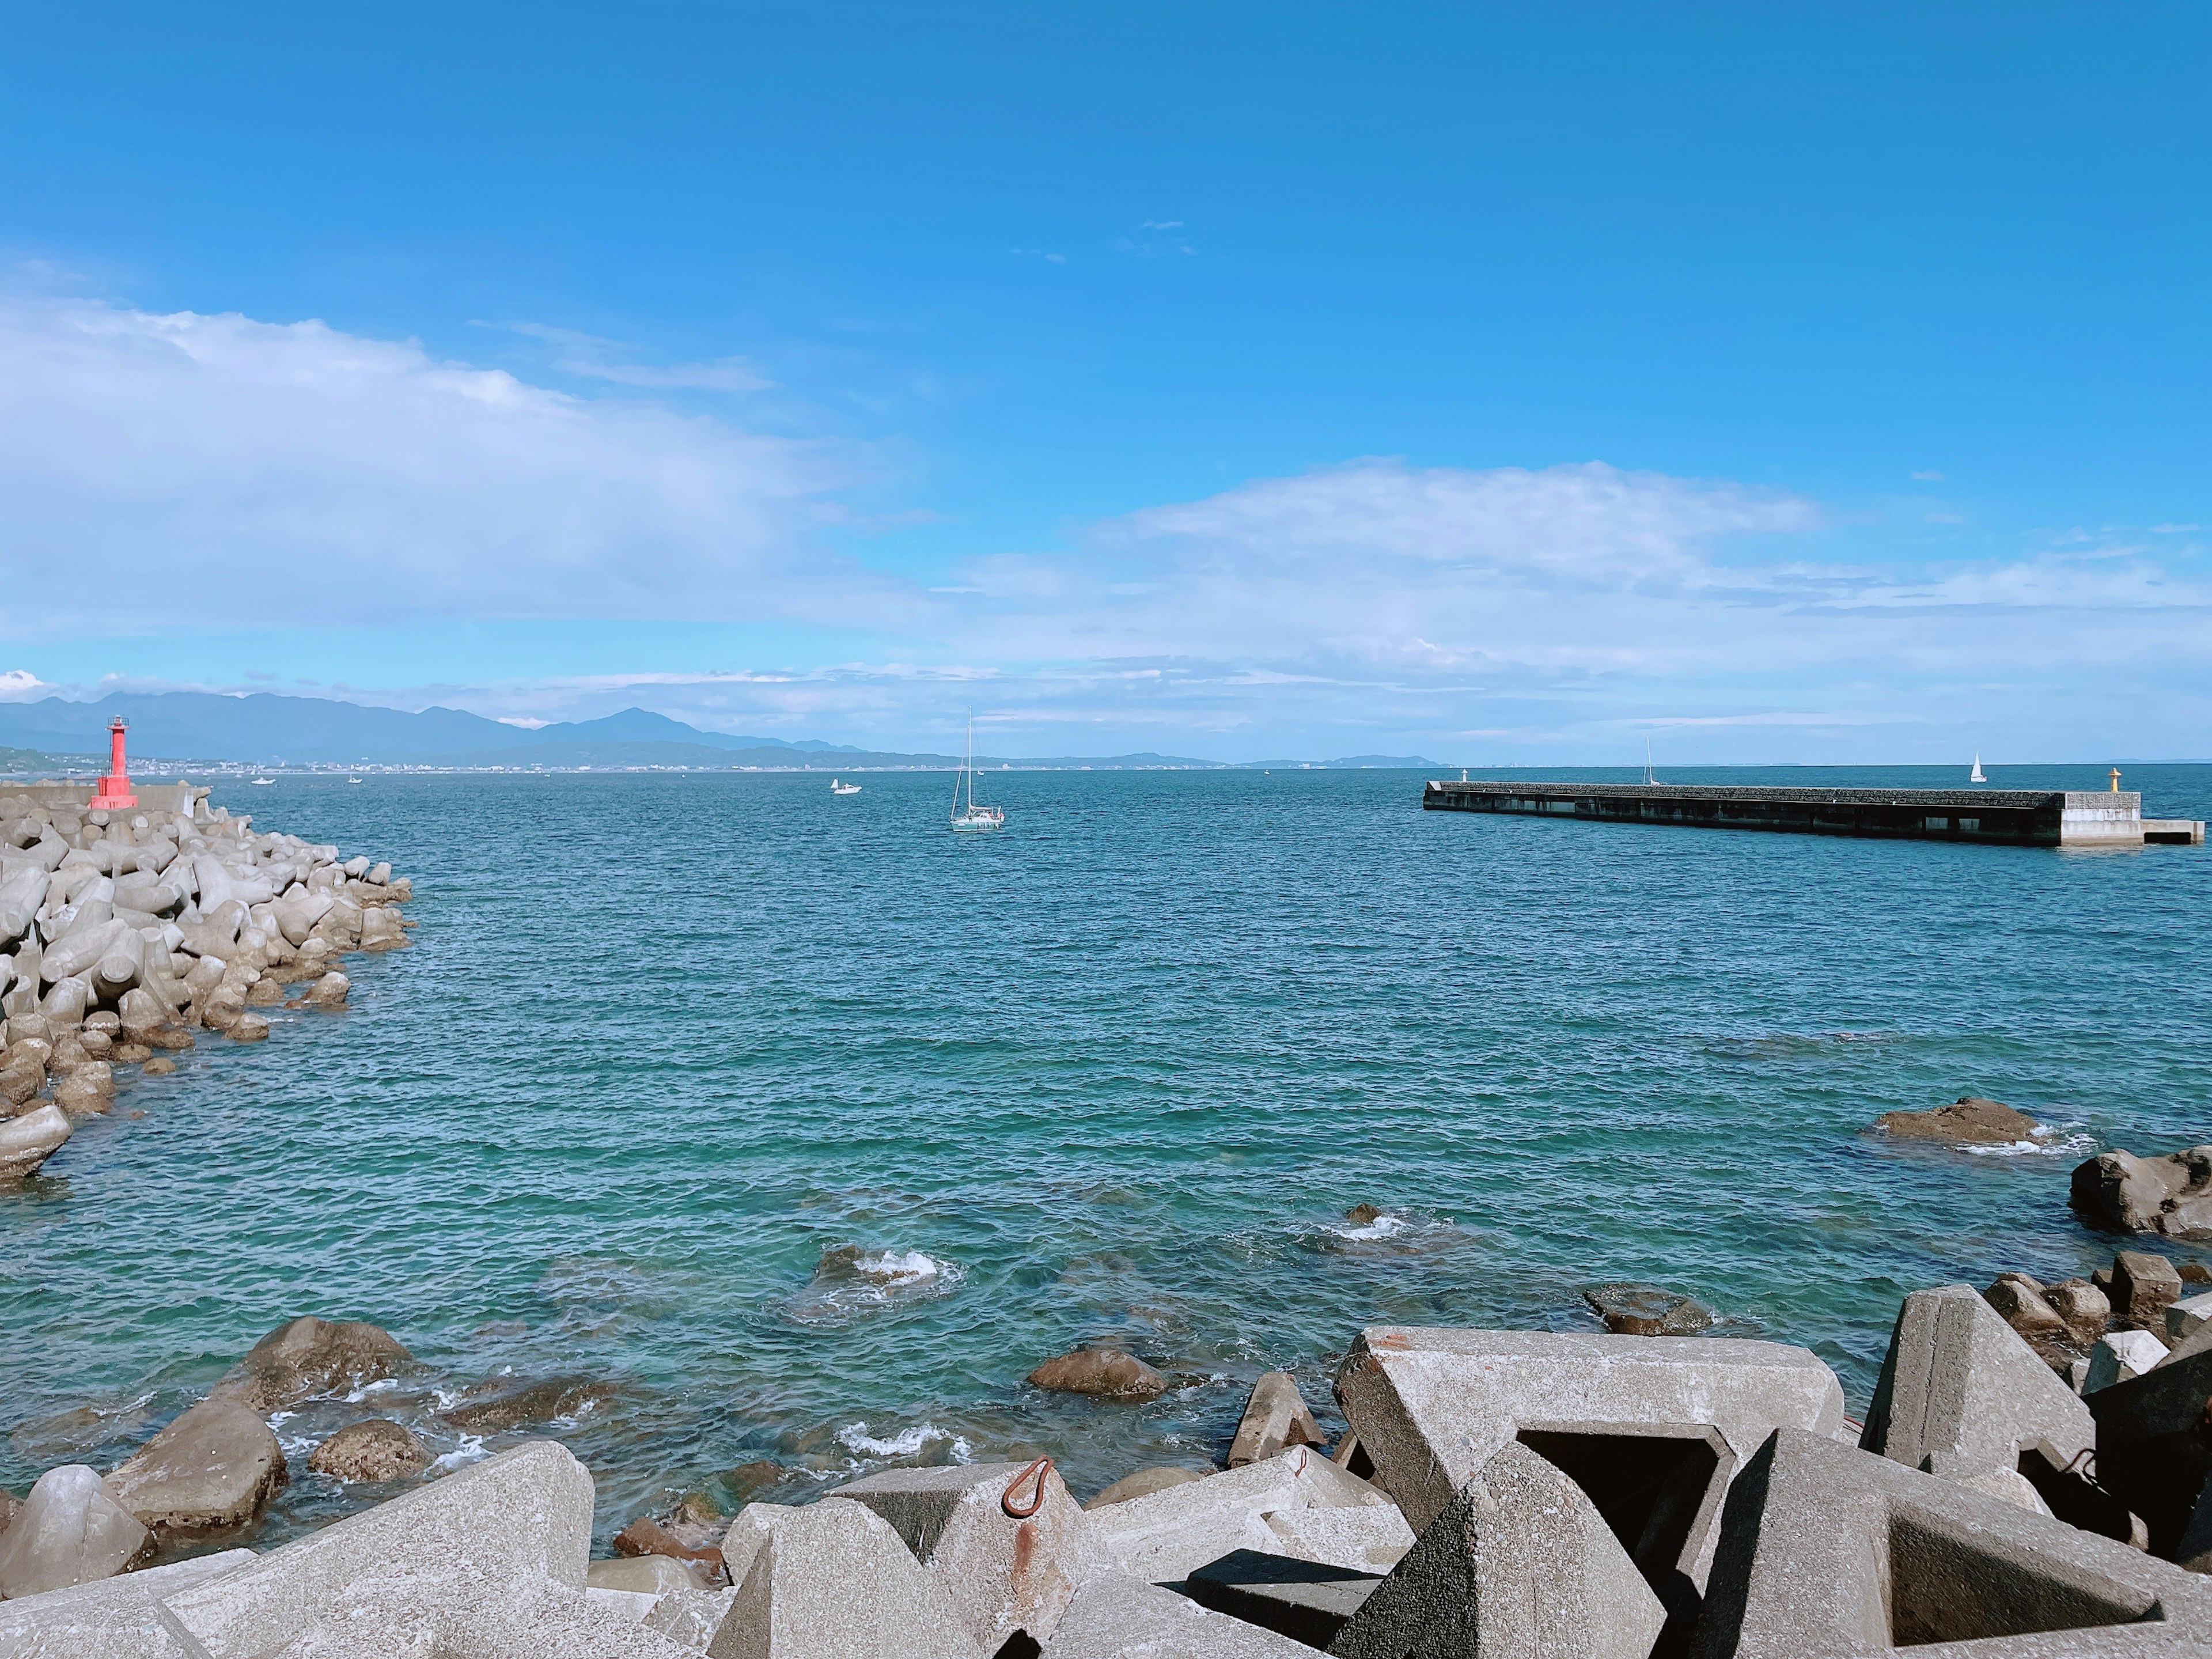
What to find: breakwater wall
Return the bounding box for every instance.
[1421,779,2206,847]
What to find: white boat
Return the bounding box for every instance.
[250,777,275,786]
[348,777,363,784]
[1969,754,1987,783]
[831,778,861,795]
[949,713,1003,832]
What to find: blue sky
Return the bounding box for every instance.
[1,3,2206,760]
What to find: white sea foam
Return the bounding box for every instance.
[1331,1215,1407,1241]
[1964,1126,2094,1158]
[836,1421,972,1461]
[433,1433,488,1471]
[854,1250,946,1286]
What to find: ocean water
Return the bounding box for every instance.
[5,763,2210,1553]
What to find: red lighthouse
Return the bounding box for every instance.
[89,717,137,810]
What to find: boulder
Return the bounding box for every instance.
[226,1009,270,1043]
[836,1460,1110,1652]
[0,1103,71,1178]
[2112,1249,2184,1324]
[2071,1146,2212,1237]
[2086,1330,2171,1392]
[306,1419,429,1482]
[1875,1095,2047,1146]
[104,1397,288,1533]
[1041,1574,1319,1657]
[1027,1348,1168,1401]
[1088,1445,1403,1585]
[1332,1327,1845,1537]
[1228,1373,1326,1467]
[1330,1440,1664,1659]
[443,1373,613,1431]
[0,1056,45,1109]
[615,1516,727,1577]
[213,1316,412,1411]
[704,1496,981,1659]
[0,1464,149,1598]
[1582,1283,1715,1336]
[1982,1272,2067,1338]
[2045,1277,2111,1340]
[1087,1467,1211,1509]
[161,1441,594,1656]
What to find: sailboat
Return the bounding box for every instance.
[1969,753,1987,783]
[830,777,861,795]
[949,713,1004,832]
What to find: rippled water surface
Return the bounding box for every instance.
[6,764,2210,1550]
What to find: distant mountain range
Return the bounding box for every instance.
[0,691,1437,771]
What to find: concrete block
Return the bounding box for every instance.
[2088,1346,2212,1555]
[1086,1467,1211,1510]
[104,1398,287,1533]
[588,1586,665,1623]
[1984,1273,2068,1338]
[1089,1445,1399,1586]
[1332,1327,1845,1537]
[2086,1330,2171,1392]
[2115,1251,2186,1323]
[1260,1505,1412,1573]
[1041,1574,1320,1657]
[1182,1550,1382,1650]
[2167,1292,2212,1344]
[705,1497,980,1659]
[1691,1427,2212,1657]
[591,1555,712,1594]
[0,1103,71,1180]
[0,1550,251,1658]
[0,1465,149,1600]
[1227,1373,1325,1468]
[162,1440,592,1657]
[834,1460,1109,1652]
[257,1564,692,1659]
[1860,1285,2095,1484]
[1328,1440,1666,1659]
[649,1586,738,1650]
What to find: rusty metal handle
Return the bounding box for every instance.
[1002,1456,1052,1518]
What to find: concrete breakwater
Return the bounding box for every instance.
[1423,776,2208,847]
[0,782,412,1180]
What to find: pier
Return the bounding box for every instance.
[1421,779,2205,847]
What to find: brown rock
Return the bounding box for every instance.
[725,1460,786,1504]
[1026,1347,1169,1400]
[213,1316,412,1412]
[143,1057,176,1075]
[2184,1263,2212,1284]
[140,1025,195,1051]
[113,1043,153,1063]
[441,1374,615,1432]
[1582,1282,1715,1336]
[1345,1203,1382,1226]
[1983,1272,2067,1338]
[244,979,283,1006]
[2071,1147,2212,1238]
[1086,1466,1212,1509]
[612,1517,725,1576]
[1874,1096,2045,1146]
[306,1419,428,1483]
[103,1398,286,1534]
[226,1011,270,1043]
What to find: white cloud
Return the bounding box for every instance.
[0,295,876,638]
[1910,469,1945,481]
[0,669,56,702]
[484,320,774,392]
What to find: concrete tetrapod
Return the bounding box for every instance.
[834,1460,1111,1653]
[262,1562,694,1659]
[1859,1284,2093,1510]
[0,1465,149,1600]
[1690,1427,2212,1658]
[0,1103,71,1180]
[161,1440,593,1658]
[705,1497,982,1659]
[2086,1344,2212,1557]
[1327,1440,1666,1659]
[1227,1373,1327,1468]
[0,1548,254,1658]
[1041,1574,1321,1658]
[1332,1328,1846,1543]
[1087,1445,1408,1586]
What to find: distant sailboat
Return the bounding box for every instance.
[831,777,861,795]
[1969,754,1987,783]
[949,713,1004,832]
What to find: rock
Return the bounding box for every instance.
[836,1460,1111,1652]
[307,1419,429,1482]
[1086,1466,1212,1509]
[2169,1291,2212,1345]
[1874,1094,2046,1145]
[1087,1445,1402,1585]
[1041,1574,1318,1657]
[1026,1348,1168,1400]
[615,1517,726,1577]
[725,1460,787,1505]
[213,1315,412,1411]
[245,978,283,1006]
[1697,1427,2212,1656]
[1344,1203,1382,1226]
[590,1554,711,1594]
[143,1055,176,1075]
[0,1102,71,1178]
[1181,1550,1383,1650]
[1860,1285,2094,1488]
[1332,1326,1845,1537]
[1581,1282,1715,1336]
[299,971,350,1009]
[1227,1372,1325,1467]
[2086,1330,2171,1392]
[0,1056,44,1108]
[2112,1249,2184,1323]
[228,1009,270,1042]
[444,1373,614,1431]
[1982,1271,2067,1338]
[1329,1440,1664,1659]
[359,908,407,949]
[2071,1145,2212,1237]
[104,1396,287,1533]
[705,1496,981,1659]
[0,1464,150,1599]
[2044,1277,2111,1339]
[53,1070,111,1115]
[161,1441,594,1656]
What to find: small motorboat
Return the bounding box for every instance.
[831,778,861,795]
[250,777,275,786]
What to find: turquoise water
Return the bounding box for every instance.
[6,764,2210,1550]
